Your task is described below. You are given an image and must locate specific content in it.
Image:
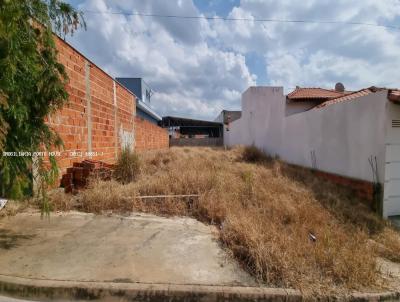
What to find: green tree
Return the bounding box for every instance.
[0,0,85,200]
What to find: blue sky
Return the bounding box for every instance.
[193,0,240,17]
[64,0,400,120]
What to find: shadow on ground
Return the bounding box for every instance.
[0,229,35,250]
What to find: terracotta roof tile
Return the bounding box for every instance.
[287,88,346,100]
[316,87,385,108]
[388,90,400,103]
[287,86,398,109]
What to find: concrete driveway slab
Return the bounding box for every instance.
[0,211,255,286]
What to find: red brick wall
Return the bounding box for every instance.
[47,38,90,174]
[46,37,168,179]
[135,117,169,151]
[116,83,135,152]
[88,62,117,163]
[315,170,374,203]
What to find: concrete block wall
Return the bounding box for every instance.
[135,117,169,151]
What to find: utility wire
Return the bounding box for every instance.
[83,10,400,31]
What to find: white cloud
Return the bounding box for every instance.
[67,0,400,119]
[209,0,400,90]
[66,0,255,120]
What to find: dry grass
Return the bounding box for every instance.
[0,199,29,218]
[114,148,141,184]
[374,228,400,263]
[48,146,400,295]
[241,145,273,163]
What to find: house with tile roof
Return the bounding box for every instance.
[223,84,400,219]
[285,85,354,115]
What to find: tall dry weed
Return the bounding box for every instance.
[114,148,140,184]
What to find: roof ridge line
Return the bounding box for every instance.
[326,86,384,101]
[316,87,386,109]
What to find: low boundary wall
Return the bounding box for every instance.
[135,117,169,151]
[170,137,223,147]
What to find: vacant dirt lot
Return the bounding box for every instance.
[4,147,400,296]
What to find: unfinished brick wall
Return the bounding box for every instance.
[315,170,375,205]
[88,63,117,163]
[47,38,90,174]
[47,37,136,177]
[135,117,169,151]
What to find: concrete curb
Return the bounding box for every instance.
[0,274,398,302]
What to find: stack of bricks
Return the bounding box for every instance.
[61,160,115,193]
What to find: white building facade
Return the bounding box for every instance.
[225,86,400,218]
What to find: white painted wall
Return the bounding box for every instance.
[383,101,400,217]
[285,100,322,116]
[227,87,285,151]
[226,87,400,217]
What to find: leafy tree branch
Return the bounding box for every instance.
[0,0,85,201]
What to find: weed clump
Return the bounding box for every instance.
[241,145,272,163]
[114,148,140,184]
